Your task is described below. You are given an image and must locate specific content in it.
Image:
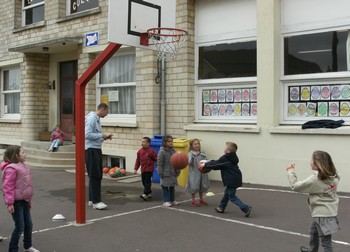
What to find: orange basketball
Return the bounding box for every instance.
[170,152,188,169]
[103,167,109,173]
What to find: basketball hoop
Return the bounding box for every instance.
[142,28,188,61]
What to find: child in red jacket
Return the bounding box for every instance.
[134,137,157,201]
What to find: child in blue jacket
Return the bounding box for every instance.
[199,142,252,217]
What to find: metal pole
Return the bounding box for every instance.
[160,58,166,135]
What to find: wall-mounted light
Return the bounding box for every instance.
[42,47,49,52]
[48,80,55,90]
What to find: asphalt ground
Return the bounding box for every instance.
[0,169,349,252]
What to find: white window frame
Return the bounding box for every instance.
[22,0,45,26]
[96,48,137,127]
[1,67,21,120]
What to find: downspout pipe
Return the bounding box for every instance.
[160,58,166,135]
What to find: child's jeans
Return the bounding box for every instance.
[161,186,175,202]
[141,172,153,195]
[49,139,62,151]
[219,186,249,213]
[9,200,33,252]
[307,218,333,252]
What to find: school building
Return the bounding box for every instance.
[0,0,349,192]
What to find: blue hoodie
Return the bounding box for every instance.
[85,111,103,150]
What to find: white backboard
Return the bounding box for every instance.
[108,0,176,50]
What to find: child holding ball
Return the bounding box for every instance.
[157,135,181,207]
[286,150,340,252]
[186,138,210,207]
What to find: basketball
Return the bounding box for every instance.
[103,167,109,174]
[170,151,188,169]
[198,160,211,173]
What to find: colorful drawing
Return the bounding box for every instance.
[290,87,299,101]
[301,87,310,100]
[226,89,234,102]
[242,103,250,116]
[242,89,250,102]
[306,103,316,116]
[226,104,234,115]
[251,103,257,116]
[288,103,297,116]
[203,104,211,116]
[321,86,330,100]
[297,103,307,116]
[329,102,339,116]
[341,85,350,99]
[218,90,226,102]
[202,90,210,103]
[210,90,218,102]
[219,104,226,116]
[318,102,328,116]
[330,86,341,100]
[234,89,241,102]
[212,104,219,116]
[340,102,350,116]
[233,104,241,115]
[250,88,257,101]
[311,86,321,99]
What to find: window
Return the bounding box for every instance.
[67,0,99,15]
[284,31,348,75]
[282,30,350,123]
[196,41,257,123]
[198,41,257,79]
[1,68,21,118]
[97,50,136,122]
[103,155,126,169]
[22,0,45,26]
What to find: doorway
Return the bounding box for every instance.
[60,60,77,140]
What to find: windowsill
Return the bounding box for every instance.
[0,118,21,123]
[101,119,138,128]
[13,21,46,33]
[269,126,350,135]
[184,124,260,133]
[57,7,101,23]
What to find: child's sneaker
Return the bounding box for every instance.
[171,201,179,206]
[88,201,93,206]
[162,202,172,207]
[24,247,40,252]
[139,194,148,201]
[245,206,252,217]
[147,194,152,199]
[92,202,107,210]
[0,236,3,241]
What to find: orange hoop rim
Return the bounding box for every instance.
[147,27,188,37]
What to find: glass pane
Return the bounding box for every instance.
[5,93,20,114]
[284,31,347,75]
[101,86,136,114]
[25,5,44,25]
[62,99,73,114]
[61,62,75,77]
[100,54,136,84]
[3,69,20,91]
[198,41,257,79]
[61,79,74,96]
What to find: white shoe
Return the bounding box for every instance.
[162,202,172,207]
[24,247,40,252]
[171,201,179,206]
[0,235,3,241]
[93,202,107,210]
[88,201,93,206]
[147,194,152,199]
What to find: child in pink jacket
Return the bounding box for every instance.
[1,145,40,252]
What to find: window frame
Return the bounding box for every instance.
[96,48,137,126]
[1,67,21,120]
[22,0,45,26]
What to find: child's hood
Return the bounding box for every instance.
[0,161,10,171]
[225,152,239,164]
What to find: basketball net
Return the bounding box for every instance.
[147,28,188,61]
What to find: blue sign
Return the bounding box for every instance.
[85,32,98,47]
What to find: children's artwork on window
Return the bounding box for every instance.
[203,104,211,116]
[226,89,234,102]
[288,84,350,118]
[301,87,310,101]
[210,90,218,102]
[201,87,257,118]
[203,90,210,103]
[226,104,234,115]
[234,89,241,102]
[340,102,350,116]
[321,86,330,100]
[212,104,219,116]
[218,104,226,116]
[218,90,226,102]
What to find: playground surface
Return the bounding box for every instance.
[0,168,349,252]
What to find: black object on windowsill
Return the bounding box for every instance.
[301,119,345,129]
